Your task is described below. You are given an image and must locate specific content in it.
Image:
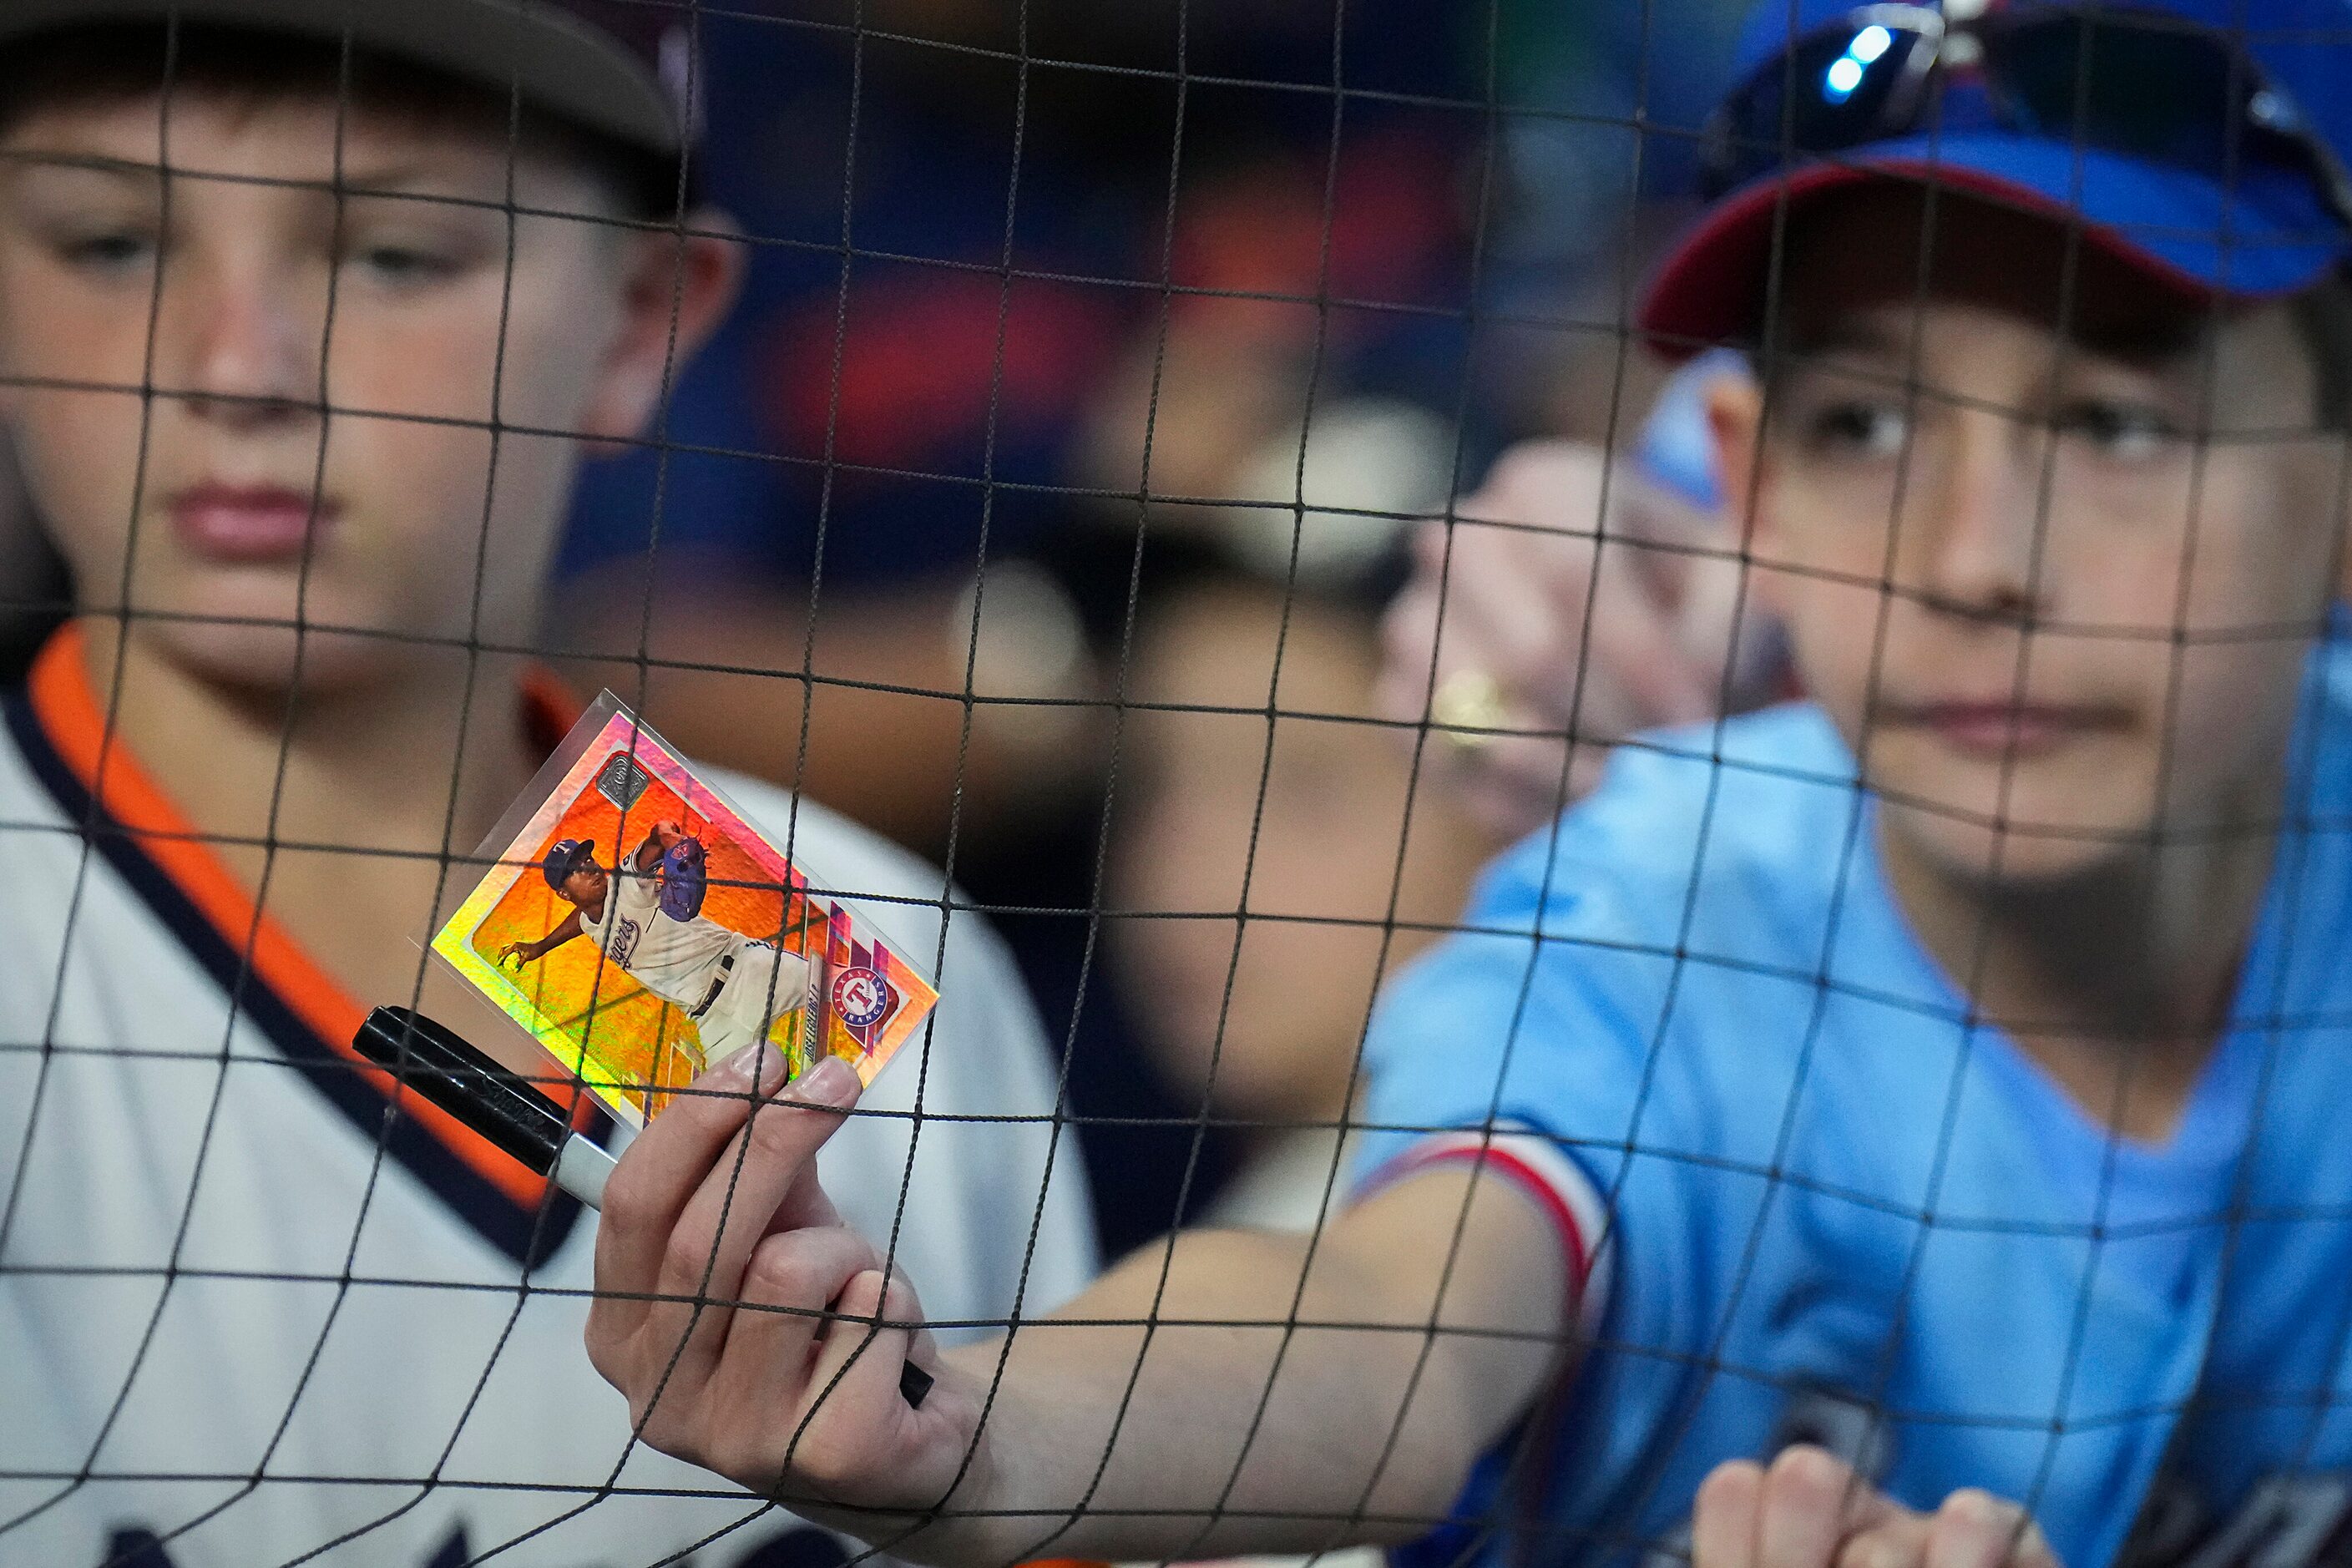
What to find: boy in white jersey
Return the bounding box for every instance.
[0,5,1094,1565]
[503,825,814,1072]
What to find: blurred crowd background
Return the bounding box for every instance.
[0,0,1752,1259]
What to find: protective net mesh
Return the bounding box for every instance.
[4,1,2348,1565]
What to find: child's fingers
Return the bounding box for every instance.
[842,1260,943,1390]
[589,1043,795,1337]
[712,1223,888,1418]
[1579,565,1715,727]
[1691,1459,1763,1568]
[794,1267,933,1471]
[1756,1447,1869,1568]
[643,1058,863,1369]
[718,1266,955,1514]
[1923,1493,2048,1568]
[1615,465,1722,550]
[2007,1520,2058,1568]
[892,1268,943,1378]
[1834,1515,1932,1568]
[1692,1454,2044,1568]
[1834,1490,2051,1568]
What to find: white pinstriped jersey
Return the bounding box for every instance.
[0,629,1095,1567]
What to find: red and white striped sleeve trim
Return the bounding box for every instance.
[1356,1127,1613,1336]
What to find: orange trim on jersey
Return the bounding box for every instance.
[519,661,588,756]
[26,623,595,1213]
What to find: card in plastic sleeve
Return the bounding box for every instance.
[429,692,938,1127]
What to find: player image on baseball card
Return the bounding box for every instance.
[431,693,939,1126]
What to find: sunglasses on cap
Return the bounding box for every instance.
[1697,3,2352,229]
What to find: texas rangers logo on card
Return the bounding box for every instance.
[832,964,895,1031]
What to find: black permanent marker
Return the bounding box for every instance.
[352,1005,933,1409]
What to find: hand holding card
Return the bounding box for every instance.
[350,1004,934,1410]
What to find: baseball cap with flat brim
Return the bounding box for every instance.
[0,0,688,156]
[1641,0,2352,358]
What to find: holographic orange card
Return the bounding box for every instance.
[432,694,938,1127]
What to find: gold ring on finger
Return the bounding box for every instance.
[1432,668,1511,753]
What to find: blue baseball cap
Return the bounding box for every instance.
[1641,0,2352,355]
[542,838,598,892]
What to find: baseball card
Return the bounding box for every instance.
[430,693,940,1127]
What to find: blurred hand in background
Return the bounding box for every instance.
[1380,360,1787,844]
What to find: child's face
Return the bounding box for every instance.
[0,88,733,692]
[1713,190,2349,886]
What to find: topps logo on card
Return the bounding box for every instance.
[594,751,653,812]
[832,965,895,1032]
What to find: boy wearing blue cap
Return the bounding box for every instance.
[578,2,2352,1565]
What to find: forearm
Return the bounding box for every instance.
[588,1064,1571,1568]
[881,1176,1566,1566]
[955,1240,1496,1560]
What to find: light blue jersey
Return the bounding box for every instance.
[1358,647,2352,1568]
